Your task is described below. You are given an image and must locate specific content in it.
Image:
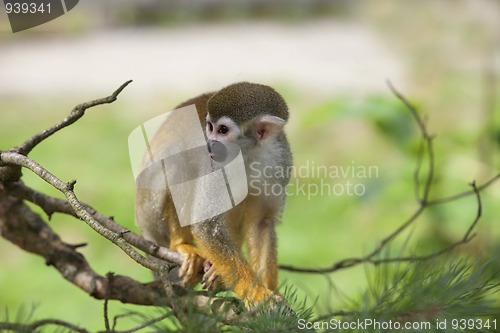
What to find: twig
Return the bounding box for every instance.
[463,181,481,241]
[6,181,74,218]
[279,83,498,274]
[413,138,425,202]
[0,319,89,333]
[112,312,173,333]
[306,182,482,272]
[387,80,435,204]
[32,319,88,332]
[280,183,486,273]
[104,273,114,331]
[427,174,499,206]
[15,80,132,155]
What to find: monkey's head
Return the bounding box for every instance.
[205,82,288,160]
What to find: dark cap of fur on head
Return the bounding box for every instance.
[207,82,289,125]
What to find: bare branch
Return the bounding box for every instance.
[6,181,74,217]
[0,81,131,184]
[413,138,425,202]
[6,181,184,266]
[15,80,132,156]
[387,80,435,204]
[0,188,167,305]
[0,186,241,323]
[279,180,485,273]
[104,273,113,331]
[0,319,89,333]
[0,150,162,273]
[427,174,499,206]
[110,312,173,333]
[463,181,482,241]
[279,83,498,274]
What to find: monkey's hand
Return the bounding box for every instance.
[173,244,205,287]
[201,259,225,292]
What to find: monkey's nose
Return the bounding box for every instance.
[207,140,227,163]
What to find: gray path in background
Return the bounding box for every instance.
[0,21,405,98]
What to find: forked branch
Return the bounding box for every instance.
[279,82,499,274]
[16,80,132,156]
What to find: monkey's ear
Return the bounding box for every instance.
[251,115,286,142]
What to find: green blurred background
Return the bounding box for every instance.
[1,1,499,330]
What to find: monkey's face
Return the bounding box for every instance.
[205,115,242,162]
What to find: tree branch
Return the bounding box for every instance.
[0,185,166,306]
[0,319,89,333]
[0,150,162,273]
[5,180,183,266]
[15,80,132,156]
[279,83,498,274]
[0,184,241,322]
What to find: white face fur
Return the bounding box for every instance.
[206,115,241,144]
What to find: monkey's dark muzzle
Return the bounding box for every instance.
[207,139,228,163]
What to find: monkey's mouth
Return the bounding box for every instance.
[207,140,227,163]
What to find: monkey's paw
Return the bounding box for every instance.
[201,259,225,292]
[244,287,283,311]
[175,244,204,288]
[256,293,296,316]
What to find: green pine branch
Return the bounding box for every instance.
[315,257,500,333]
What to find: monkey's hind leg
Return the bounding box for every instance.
[193,220,277,308]
[246,218,279,292]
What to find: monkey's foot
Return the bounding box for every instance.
[174,244,204,288]
[201,259,224,291]
[244,288,283,311]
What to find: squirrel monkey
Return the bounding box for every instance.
[135,82,292,307]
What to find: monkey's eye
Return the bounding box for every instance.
[207,122,214,132]
[218,125,229,135]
